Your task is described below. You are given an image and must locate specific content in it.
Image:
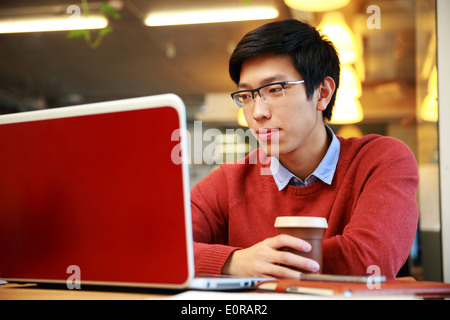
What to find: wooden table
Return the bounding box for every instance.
[0,282,169,300]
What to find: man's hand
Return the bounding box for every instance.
[221,234,320,279]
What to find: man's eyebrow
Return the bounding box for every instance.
[238,75,289,89]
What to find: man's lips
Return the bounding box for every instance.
[255,128,280,141]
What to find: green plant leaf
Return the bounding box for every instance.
[99,27,112,36]
[67,29,88,39]
[101,2,121,20]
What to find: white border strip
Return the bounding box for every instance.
[437,0,450,283]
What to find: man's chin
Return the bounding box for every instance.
[259,143,280,158]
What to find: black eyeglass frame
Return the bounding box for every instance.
[230,80,305,108]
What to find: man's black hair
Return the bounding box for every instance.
[229,19,340,121]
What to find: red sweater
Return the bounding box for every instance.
[191,135,419,279]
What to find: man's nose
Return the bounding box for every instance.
[251,93,272,121]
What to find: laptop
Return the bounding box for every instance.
[0,94,268,291]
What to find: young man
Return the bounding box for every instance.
[191,19,419,279]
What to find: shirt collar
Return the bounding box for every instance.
[270,125,341,191]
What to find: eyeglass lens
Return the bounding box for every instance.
[233,83,285,108]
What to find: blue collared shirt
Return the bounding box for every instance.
[270,125,340,190]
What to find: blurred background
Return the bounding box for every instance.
[0,0,444,281]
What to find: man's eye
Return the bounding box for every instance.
[267,85,283,94]
[239,93,252,100]
[269,87,282,93]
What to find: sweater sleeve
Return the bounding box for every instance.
[322,137,419,278]
[190,166,240,275]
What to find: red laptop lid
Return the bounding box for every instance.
[0,94,193,288]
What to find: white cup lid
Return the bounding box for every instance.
[274,216,328,228]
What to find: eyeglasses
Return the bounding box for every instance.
[230,80,305,109]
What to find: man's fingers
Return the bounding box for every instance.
[263,235,320,274]
[263,262,301,279]
[274,250,320,273]
[266,234,312,252]
[223,234,320,279]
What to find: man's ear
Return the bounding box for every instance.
[316,76,336,112]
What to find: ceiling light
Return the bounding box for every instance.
[421,92,438,122]
[284,0,350,12]
[421,65,438,122]
[237,108,248,127]
[317,12,357,65]
[340,65,362,98]
[330,89,364,124]
[336,125,364,138]
[144,7,279,27]
[0,15,108,34]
